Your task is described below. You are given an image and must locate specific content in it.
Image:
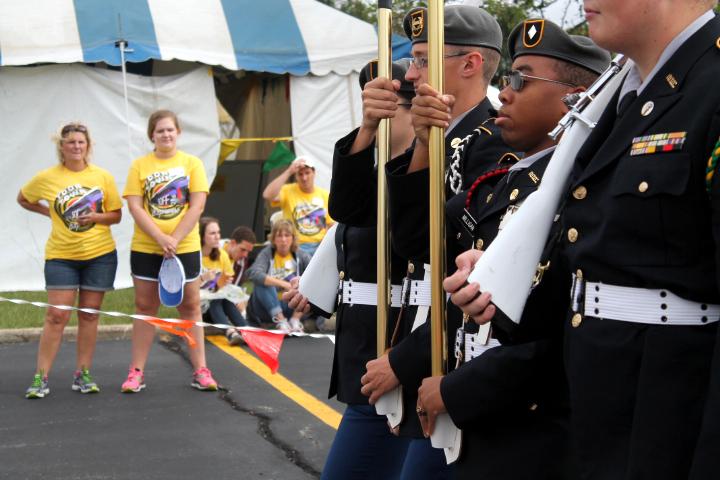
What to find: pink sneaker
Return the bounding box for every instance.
[121,367,145,393]
[191,367,218,391]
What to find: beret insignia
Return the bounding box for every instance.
[411,10,424,38]
[523,19,545,48]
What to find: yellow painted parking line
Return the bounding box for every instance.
[206,335,342,429]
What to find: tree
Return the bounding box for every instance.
[317,0,425,34]
[319,1,607,82]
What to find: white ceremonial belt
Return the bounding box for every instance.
[464,334,501,362]
[579,280,720,326]
[401,279,434,307]
[341,280,402,308]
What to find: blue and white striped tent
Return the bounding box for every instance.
[0,0,410,74]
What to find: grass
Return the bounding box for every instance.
[0,288,180,330]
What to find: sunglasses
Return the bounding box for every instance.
[501,70,576,92]
[410,51,470,69]
[61,124,88,135]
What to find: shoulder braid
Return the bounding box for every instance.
[446,118,497,195]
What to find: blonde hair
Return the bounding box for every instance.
[54,123,92,165]
[147,109,181,141]
[269,218,298,253]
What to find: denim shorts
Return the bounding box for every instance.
[45,250,118,292]
[130,251,201,282]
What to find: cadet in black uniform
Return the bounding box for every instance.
[287,60,416,480]
[357,5,512,478]
[449,2,720,479]
[429,20,609,479]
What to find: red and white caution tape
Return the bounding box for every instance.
[0,296,334,373]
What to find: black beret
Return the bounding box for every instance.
[359,58,415,99]
[403,5,502,53]
[508,19,610,75]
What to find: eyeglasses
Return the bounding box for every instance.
[501,70,576,92]
[61,124,88,135]
[397,103,412,108]
[410,52,470,69]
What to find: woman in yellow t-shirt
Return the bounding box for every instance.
[121,110,217,393]
[247,219,312,333]
[199,217,247,345]
[18,123,122,399]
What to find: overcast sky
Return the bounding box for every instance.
[447,0,586,29]
[542,0,585,28]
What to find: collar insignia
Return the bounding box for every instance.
[498,152,520,165]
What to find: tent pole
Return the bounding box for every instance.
[119,40,132,162]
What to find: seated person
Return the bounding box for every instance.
[223,225,257,316]
[246,219,311,333]
[199,217,247,345]
[223,225,256,287]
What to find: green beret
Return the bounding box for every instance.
[359,59,415,99]
[403,5,503,53]
[508,19,610,75]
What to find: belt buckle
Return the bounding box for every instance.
[401,276,411,307]
[571,275,585,313]
[337,279,344,305]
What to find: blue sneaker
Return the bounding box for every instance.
[72,368,100,394]
[26,373,50,399]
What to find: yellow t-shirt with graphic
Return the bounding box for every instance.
[271,183,333,244]
[123,151,209,254]
[21,163,122,260]
[201,248,234,291]
[271,252,297,299]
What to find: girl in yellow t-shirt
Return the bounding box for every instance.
[18,123,122,399]
[199,217,247,345]
[121,110,216,393]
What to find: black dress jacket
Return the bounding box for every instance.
[385,107,514,438]
[560,15,720,480]
[327,132,406,405]
[442,151,574,479]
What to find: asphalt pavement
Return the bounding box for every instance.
[0,333,343,479]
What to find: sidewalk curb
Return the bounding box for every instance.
[0,324,133,344]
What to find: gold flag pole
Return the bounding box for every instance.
[376,0,393,357]
[427,0,446,376]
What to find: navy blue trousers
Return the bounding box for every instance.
[400,438,455,480]
[321,405,410,480]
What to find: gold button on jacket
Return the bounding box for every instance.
[573,186,587,200]
[567,228,579,243]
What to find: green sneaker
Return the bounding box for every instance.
[72,368,100,394]
[26,373,49,399]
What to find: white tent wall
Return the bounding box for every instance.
[0,64,220,292]
[289,72,363,189]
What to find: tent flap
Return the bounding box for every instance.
[0,0,411,75]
